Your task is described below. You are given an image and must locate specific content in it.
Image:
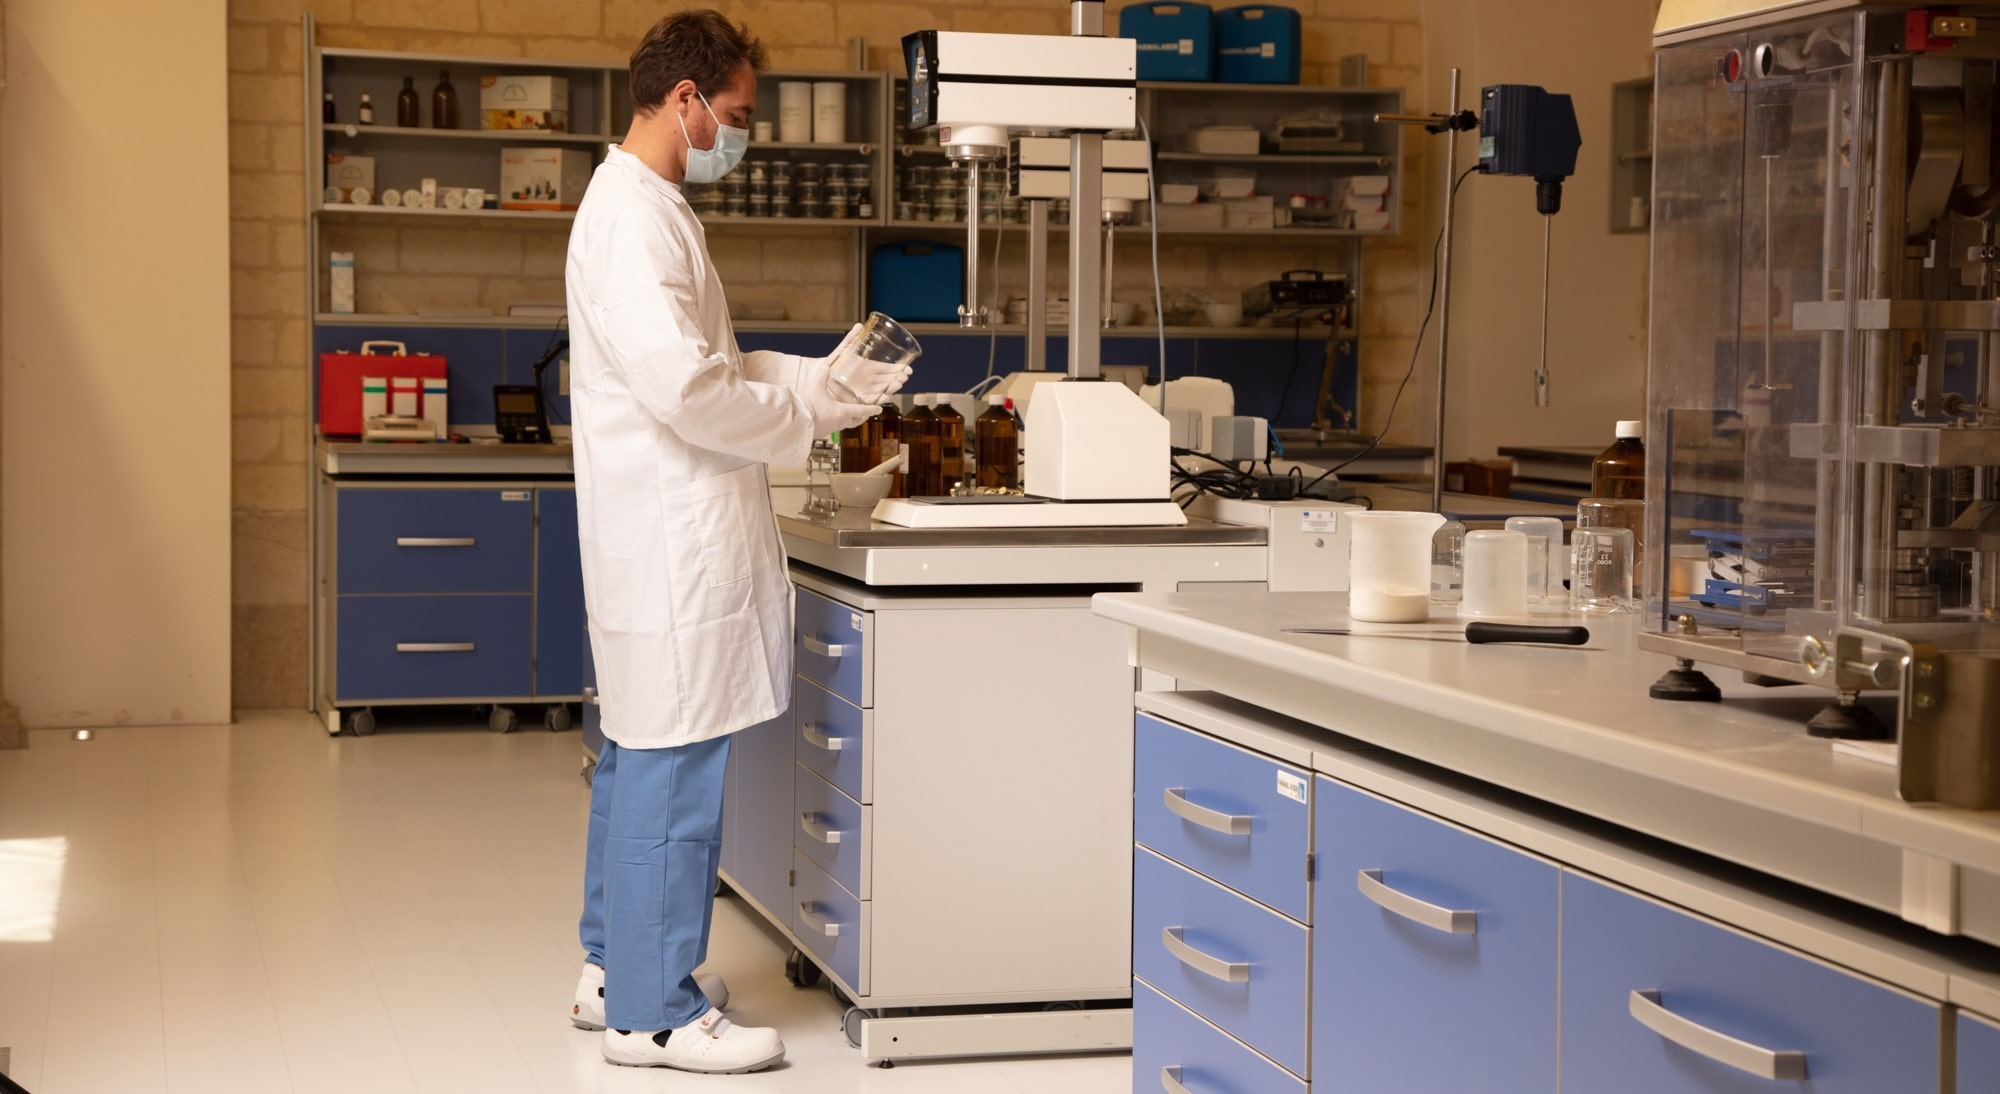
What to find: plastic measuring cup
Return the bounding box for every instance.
[828,311,923,403]
[1348,511,1445,623]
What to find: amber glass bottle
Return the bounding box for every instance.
[433,70,459,130]
[1590,420,1646,500]
[975,398,1018,492]
[903,395,943,497]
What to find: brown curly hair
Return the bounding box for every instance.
[629,9,768,116]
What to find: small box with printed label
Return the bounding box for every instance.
[481,75,570,131]
[499,147,592,211]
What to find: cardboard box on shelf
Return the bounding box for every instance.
[1159,182,1201,205]
[1341,175,1391,196]
[1205,173,1257,200]
[1223,196,1275,230]
[499,147,592,210]
[1351,210,1392,231]
[1194,125,1261,155]
[481,75,570,131]
[325,154,374,202]
[1154,203,1227,230]
[1341,192,1386,213]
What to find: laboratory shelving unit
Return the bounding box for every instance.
[1609,76,1654,235]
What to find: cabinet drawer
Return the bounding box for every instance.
[1134,847,1308,1078]
[1135,715,1311,922]
[792,849,866,995]
[337,488,534,594]
[1962,1010,2000,1091]
[794,763,867,900]
[1561,872,1940,1094]
[1312,775,1558,1093]
[335,595,532,701]
[795,588,869,707]
[1133,978,1305,1094]
[794,677,867,803]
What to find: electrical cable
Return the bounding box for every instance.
[538,314,570,425]
[1274,318,1304,422]
[1296,163,1480,496]
[1138,115,1169,412]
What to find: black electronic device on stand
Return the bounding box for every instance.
[494,337,567,444]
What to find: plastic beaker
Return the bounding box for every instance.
[1348,511,1445,623]
[829,312,923,403]
[1504,516,1566,605]
[1461,529,1531,618]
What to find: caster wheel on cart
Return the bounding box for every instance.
[488,706,519,734]
[784,948,822,989]
[346,709,377,737]
[580,760,596,787]
[842,1006,885,1049]
[544,704,572,733]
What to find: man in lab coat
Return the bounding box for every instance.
[562,10,907,1074]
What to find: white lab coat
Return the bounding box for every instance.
[565,145,818,749]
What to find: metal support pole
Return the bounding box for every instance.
[1535,214,1552,407]
[960,159,987,327]
[1027,201,1050,370]
[1069,133,1105,377]
[1430,68,1463,513]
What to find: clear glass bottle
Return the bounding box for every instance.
[357,92,374,125]
[397,76,420,128]
[1430,519,1467,604]
[432,70,458,130]
[975,397,1018,493]
[1590,420,1646,500]
[936,398,965,493]
[904,395,943,498]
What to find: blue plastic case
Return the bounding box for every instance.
[1216,5,1302,84]
[1119,2,1216,82]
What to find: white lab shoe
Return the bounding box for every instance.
[601,1007,785,1073]
[570,964,731,1030]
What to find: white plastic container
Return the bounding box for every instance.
[1461,529,1531,618]
[779,82,812,142]
[1347,511,1445,623]
[812,81,847,143]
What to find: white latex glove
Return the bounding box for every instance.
[802,373,884,436]
[827,353,913,405]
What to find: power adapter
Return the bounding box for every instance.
[1255,477,1301,501]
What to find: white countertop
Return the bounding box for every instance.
[1093,589,2000,937]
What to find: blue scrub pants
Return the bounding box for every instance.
[579,734,732,1033]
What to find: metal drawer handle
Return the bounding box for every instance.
[802,633,855,658]
[800,812,845,845]
[1162,787,1253,836]
[581,687,597,705]
[1161,926,1249,984]
[395,537,477,548]
[800,721,846,752]
[1628,989,1807,1081]
[395,642,476,653]
[1161,1065,1192,1094]
[798,901,842,938]
[1356,869,1477,935]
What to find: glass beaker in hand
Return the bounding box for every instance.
[828,312,923,404]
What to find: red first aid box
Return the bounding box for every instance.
[318,340,446,436]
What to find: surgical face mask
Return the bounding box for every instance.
[678,91,748,184]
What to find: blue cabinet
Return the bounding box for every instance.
[792,848,864,993]
[721,710,794,921]
[1961,1010,2000,1092]
[1561,872,1940,1093]
[795,763,866,900]
[1133,846,1309,1077]
[337,488,534,594]
[1133,979,1305,1094]
[794,678,866,803]
[324,481,584,713]
[1135,714,1312,923]
[336,595,533,701]
[1311,775,1559,1093]
[795,587,868,707]
[534,487,582,696]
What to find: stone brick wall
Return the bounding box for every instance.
[226,0,1426,709]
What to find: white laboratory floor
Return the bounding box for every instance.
[0,711,1130,1094]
